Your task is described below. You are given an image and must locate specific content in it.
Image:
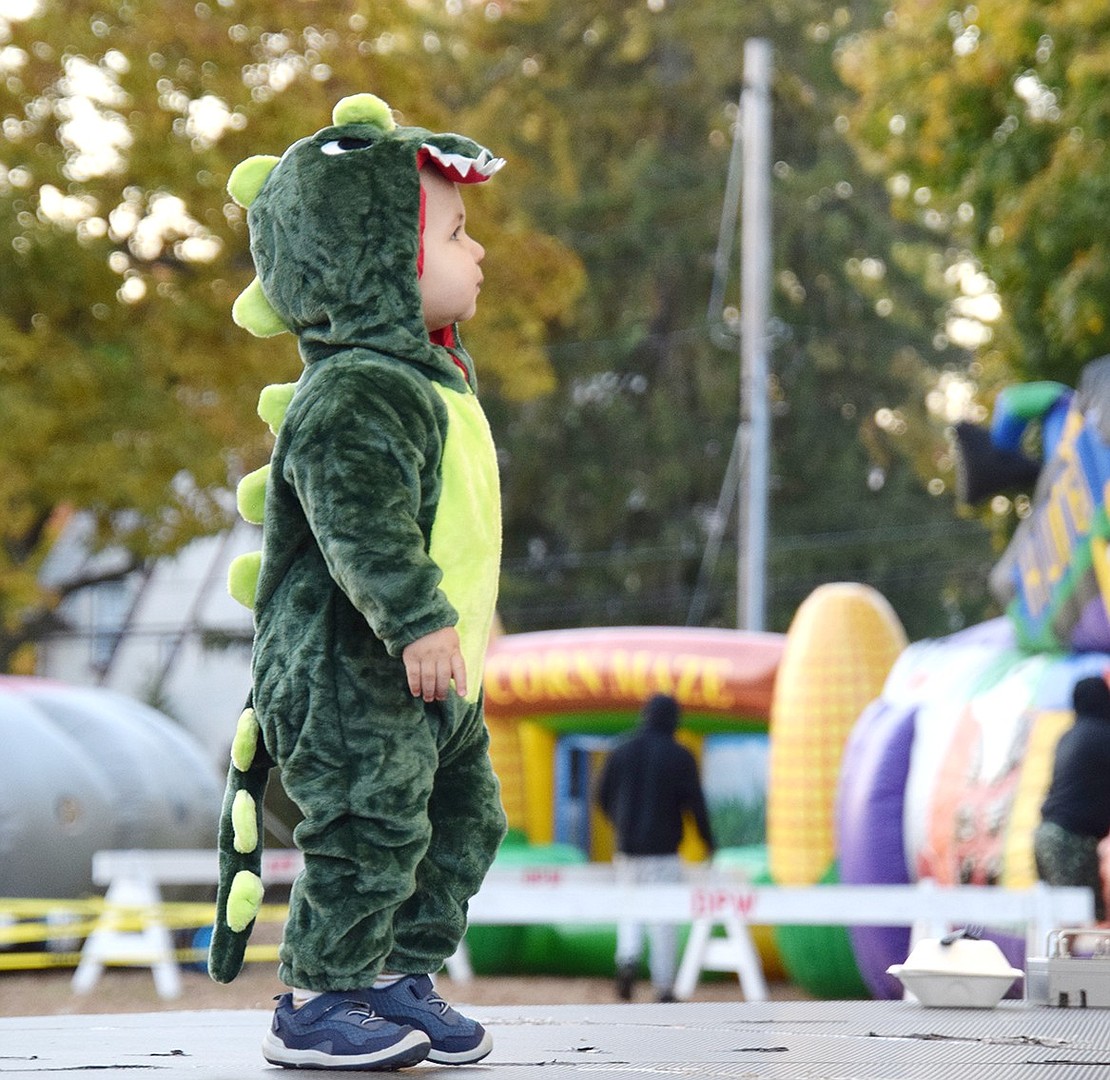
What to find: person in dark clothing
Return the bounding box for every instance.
[1034,674,1110,922]
[595,694,715,1001]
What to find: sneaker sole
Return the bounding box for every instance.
[426,1028,493,1065]
[261,1029,430,1070]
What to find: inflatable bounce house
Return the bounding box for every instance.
[0,677,222,899]
[471,592,907,982]
[483,626,780,860]
[803,356,1110,1000]
[473,356,1110,996]
[471,626,781,974]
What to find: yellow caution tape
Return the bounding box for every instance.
[0,943,280,971]
[0,920,102,945]
[0,951,85,970]
[0,897,288,969]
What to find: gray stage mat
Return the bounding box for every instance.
[4,1000,1110,1079]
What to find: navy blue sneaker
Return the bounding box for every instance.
[262,991,430,1071]
[361,975,492,1064]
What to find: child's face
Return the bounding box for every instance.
[418,168,486,333]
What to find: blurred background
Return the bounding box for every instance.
[4,0,1074,752]
[4,0,1110,1006]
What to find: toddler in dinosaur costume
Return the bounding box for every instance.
[207,94,508,1070]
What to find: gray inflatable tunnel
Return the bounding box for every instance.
[0,677,221,898]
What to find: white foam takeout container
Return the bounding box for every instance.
[887,936,1024,1008]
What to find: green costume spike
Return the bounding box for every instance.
[236,465,270,525]
[331,92,396,131]
[227,551,261,610]
[232,789,259,853]
[227,154,280,208]
[208,93,507,993]
[230,707,260,772]
[226,870,266,932]
[257,383,297,434]
[232,277,288,338]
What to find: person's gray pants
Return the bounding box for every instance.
[614,852,683,993]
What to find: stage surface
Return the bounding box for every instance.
[4,999,1110,1078]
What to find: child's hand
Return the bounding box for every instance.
[402,627,467,702]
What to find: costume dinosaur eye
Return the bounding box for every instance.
[321,137,375,155]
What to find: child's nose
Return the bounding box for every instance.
[472,239,485,262]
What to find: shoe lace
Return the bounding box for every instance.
[423,988,451,1016]
[343,1000,386,1026]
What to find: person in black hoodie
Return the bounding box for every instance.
[1034,673,1110,922]
[595,693,715,1001]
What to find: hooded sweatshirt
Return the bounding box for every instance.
[1041,675,1110,838]
[596,694,715,857]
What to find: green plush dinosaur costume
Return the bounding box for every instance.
[208,93,508,992]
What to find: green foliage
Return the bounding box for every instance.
[459,0,995,636]
[841,0,1110,384]
[709,796,767,850]
[0,0,1001,668]
[0,0,579,666]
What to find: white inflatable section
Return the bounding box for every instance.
[0,678,222,898]
[893,628,1017,879]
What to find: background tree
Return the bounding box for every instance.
[840,0,1110,387]
[452,0,996,639]
[0,0,581,669]
[1,0,1002,673]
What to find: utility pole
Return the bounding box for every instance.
[737,38,772,631]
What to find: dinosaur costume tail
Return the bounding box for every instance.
[208,697,275,983]
[205,372,295,979]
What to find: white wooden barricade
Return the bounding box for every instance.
[466,869,1094,1001]
[72,848,304,999]
[75,850,1094,1002]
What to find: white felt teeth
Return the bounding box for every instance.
[421,142,505,181]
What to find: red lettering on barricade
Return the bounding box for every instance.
[520,868,563,885]
[690,887,755,920]
[263,853,302,877]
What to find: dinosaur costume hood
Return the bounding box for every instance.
[228,93,503,371]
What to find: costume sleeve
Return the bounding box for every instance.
[283,363,458,656]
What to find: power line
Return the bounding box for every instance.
[502,518,992,573]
